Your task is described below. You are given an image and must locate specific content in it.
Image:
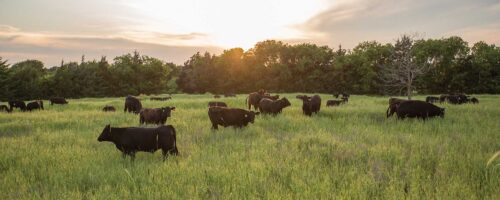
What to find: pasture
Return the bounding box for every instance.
[0,94,499,199]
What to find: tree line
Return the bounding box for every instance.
[0,35,498,101]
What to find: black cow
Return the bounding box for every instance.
[102,105,116,112]
[26,101,44,111]
[326,100,342,107]
[247,91,266,110]
[124,95,142,114]
[396,100,445,120]
[214,95,221,99]
[150,97,171,101]
[8,100,26,111]
[208,101,227,107]
[426,96,440,103]
[258,97,291,115]
[50,97,68,105]
[140,107,176,125]
[297,95,321,116]
[208,107,259,130]
[440,94,469,104]
[97,124,178,161]
[386,98,407,118]
[470,97,479,104]
[0,105,12,113]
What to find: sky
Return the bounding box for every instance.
[0,0,499,67]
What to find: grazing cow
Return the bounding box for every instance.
[208,101,227,107]
[224,93,237,97]
[139,107,176,125]
[8,100,26,111]
[396,100,445,120]
[246,90,266,110]
[470,97,479,104]
[387,98,407,118]
[150,97,171,101]
[326,100,342,107]
[208,107,259,129]
[26,101,44,111]
[97,124,178,161]
[102,105,116,112]
[258,97,291,115]
[214,95,221,99]
[124,95,142,114]
[50,97,68,105]
[440,94,469,104]
[297,95,321,116]
[426,96,439,103]
[0,105,12,113]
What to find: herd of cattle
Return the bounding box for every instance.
[0,92,479,161]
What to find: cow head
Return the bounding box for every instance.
[279,97,291,108]
[245,111,260,123]
[159,107,176,123]
[98,124,112,142]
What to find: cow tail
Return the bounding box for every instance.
[169,125,178,155]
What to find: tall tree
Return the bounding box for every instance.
[380,35,425,99]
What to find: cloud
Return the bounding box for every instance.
[298,0,500,48]
[0,26,223,67]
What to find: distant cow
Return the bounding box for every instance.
[440,94,469,104]
[214,95,221,99]
[396,100,445,120]
[0,105,12,113]
[102,105,116,112]
[426,96,439,103]
[139,107,176,125]
[124,95,142,114]
[50,97,68,105]
[326,100,342,107]
[97,124,178,161]
[297,95,321,116]
[208,101,227,107]
[26,100,44,111]
[224,93,237,97]
[470,97,479,104]
[258,97,291,115]
[208,107,259,129]
[8,100,26,111]
[386,98,407,118]
[150,97,171,101]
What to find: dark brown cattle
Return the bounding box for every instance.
[297,95,321,116]
[387,98,407,118]
[208,107,259,130]
[247,90,266,110]
[258,97,291,115]
[50,97,68,105]
[214,95,221,99]
[139,107,176,125]
[150,97,171,101]
[8,100,26,111]
[97,125,178,161]
[326,100,342,107]
[0,105,12,113]
[470,97,479,104]
[26,101,44,111]
[102,105,116,112]
[208,101,227,107]
[124,95,142,114]
[396,100,445,120]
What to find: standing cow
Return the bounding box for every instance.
[124,95,142,114]
[26,100,44,111]
[396,100,445,120]
[258,97,291,115]
[102,105,116,112]
[247,90,266,110]
[0,105,12,113]
[208,107,259,130]
[50,97,68,105]
[297,95,321,116]
[97,124,178,161]
[8,100,26,111]
[139,107,176,125]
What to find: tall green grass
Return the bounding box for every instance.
[0,94,499,199]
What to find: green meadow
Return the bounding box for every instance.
[0,94,499,199]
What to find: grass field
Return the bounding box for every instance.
[0,94,499,199]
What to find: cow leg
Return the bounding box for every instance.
[162,151,169,161]
[212,123,218,130]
